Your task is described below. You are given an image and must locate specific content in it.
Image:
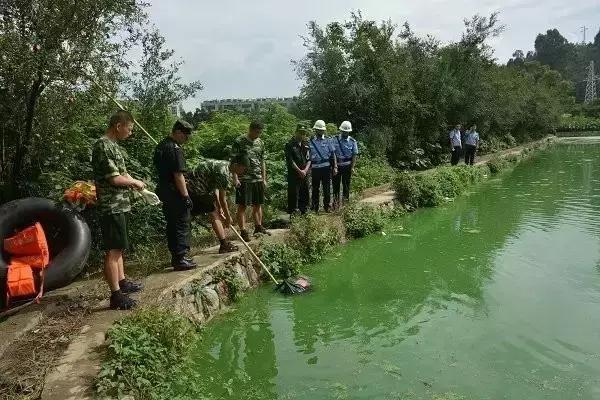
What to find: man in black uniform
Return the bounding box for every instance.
[285,122,311,215]
[153,120,196,271]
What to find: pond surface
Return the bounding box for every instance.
[183,141,600,399]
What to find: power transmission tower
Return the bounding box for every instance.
[582,26,588,43]
[584,61,598,104]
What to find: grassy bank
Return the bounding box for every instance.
[94,139,551,399]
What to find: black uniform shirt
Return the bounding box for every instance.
[285,138,310,175]
[153,137,187,191]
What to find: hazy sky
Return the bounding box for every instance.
[148,0,600,110]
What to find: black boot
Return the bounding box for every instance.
[171,257,197,271]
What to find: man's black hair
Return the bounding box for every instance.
[249,120,264,131]
[108,110,134,128]
[172,120,193,134]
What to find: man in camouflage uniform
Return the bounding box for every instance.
[92,110,145,310]
[186,157,238,254]
[230,120,270,242]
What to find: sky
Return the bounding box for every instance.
[148,0,600,110]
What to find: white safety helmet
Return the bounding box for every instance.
[313,120,327,131]
[339,120,352,132]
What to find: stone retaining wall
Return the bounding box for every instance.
[159,246,264,324]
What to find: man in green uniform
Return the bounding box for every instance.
[285,122,311,215]
[92,110,145,310]
[230,120,269,242]
[186,158,238,253]
[153,120,196,271]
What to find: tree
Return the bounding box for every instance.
[533,29,572,73]
[594,29,600,47]
[125,28,202,167]
[0,0,146,198]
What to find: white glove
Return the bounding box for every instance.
[140,189,161,206]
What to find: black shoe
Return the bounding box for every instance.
[110,292,137,310]
[219,241,238,254]
[254,225,271,236]
[240,229,251,242]
[119,279,143,294]
[172,258,198,271]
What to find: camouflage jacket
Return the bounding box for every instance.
[91,136,131,215]
[230,135,264,182]
[186,158,231,196]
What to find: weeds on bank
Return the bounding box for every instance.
[96,308,199,399]
[343,202,385,238]
[394,165,486,208]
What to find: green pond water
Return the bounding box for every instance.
[182,140,600,399]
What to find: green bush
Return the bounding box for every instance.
[261,242,303,278]
[486,157,509,174]
[393,172,421,207]
[352,156,396,193]
[415,174,444,207]
[343,202,385,238]
[287,214,342,263]
[96,308,199,399]
[434,167,464,198]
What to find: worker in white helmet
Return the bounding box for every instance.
[309,120,337,212]
[332,121,358,208]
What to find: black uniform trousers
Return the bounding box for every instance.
[450,146,462,166]
[287,174,310,215]
[333,164,352,203]
[311,166,331,212]
[159,189,191,261]
[464,144,476,165]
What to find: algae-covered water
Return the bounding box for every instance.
[182,141,600,399]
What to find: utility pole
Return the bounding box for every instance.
[584,61,597,104]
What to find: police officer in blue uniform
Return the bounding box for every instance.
[332,120,358,208]
[285,122,311,215]
[309,120,337,212]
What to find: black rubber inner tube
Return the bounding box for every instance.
[0,198,91,308]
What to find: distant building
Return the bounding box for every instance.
[169,103,183,118]
[201,97,297,113]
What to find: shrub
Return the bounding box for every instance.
[393,172,421,207]
[287,214,342,263]
[352,156,396,193]
[343,202,385,238]
[415,174,444,207]
[434,167,463,198]
[486,157,509,174]
[261,242,303,278]
[96,308,199,399]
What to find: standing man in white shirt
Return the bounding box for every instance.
[464,125,480,165]
[449,124,462,166]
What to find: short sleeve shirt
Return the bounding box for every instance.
[91,136,131,215]
[332,134,358,163]
[186,158,231,196]
[309,136,335,168]
[449,129,462,147]
[230,135,264,182]
[465,131,480,146]
[153,137,187,190]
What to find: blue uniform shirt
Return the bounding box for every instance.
[465,131,479,146]
[309,136,335,169]
[449,129,462,147]
[332,134,358,167]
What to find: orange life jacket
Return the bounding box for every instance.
[3,222,49,260]
[3,222,50,306]
[6,261,36,299]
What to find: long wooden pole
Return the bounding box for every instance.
[230,226,279,285]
